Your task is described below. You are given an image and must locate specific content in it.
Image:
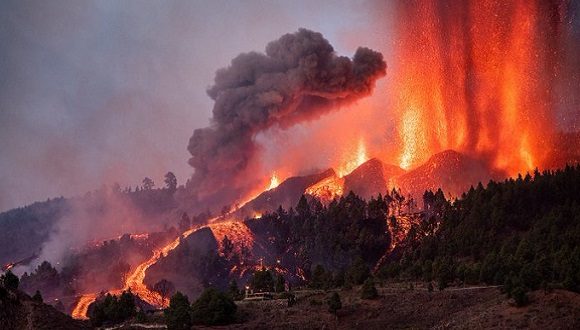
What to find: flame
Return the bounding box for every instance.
[268,173,280,190]
[391,0,556,175]
[337,138,368,177]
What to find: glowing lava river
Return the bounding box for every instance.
[71,225,201,319]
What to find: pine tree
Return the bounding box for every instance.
[361,278,378,299]
[32,290,43,303]
[327,292,342,314]
[164,291,192,330]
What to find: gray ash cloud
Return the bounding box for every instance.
[186,29,386,210]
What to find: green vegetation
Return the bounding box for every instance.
[250,268,274,292]
[246,191,394,283]
[164,288,237,329]
[164,292,192,330]
[88,290,136,327]
[191,287,237,326]
[0,270,19,291]
[379,165,580,302]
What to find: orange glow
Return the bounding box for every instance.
[71,293,98,320]
[209,221,255,256]
[337,138,368,177]
[122,225,201,307]
[72,225,204,318]
[391,0,556,175]
[268,172,280,190]
[305,173,345,203]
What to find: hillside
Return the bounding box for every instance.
[0,286,90,329]
[395,150,505,199]
[234,286,580,329]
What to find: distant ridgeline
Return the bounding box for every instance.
[0,185,178,267]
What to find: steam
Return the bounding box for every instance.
[186,29,386,209]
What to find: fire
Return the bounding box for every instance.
[337,139,368,177]
[399,106,425,170]
[391,0,557,175]
[268,173,280,190]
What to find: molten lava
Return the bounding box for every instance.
[71,293,98,320]
[209,221,255,256]
[72,226,202,318]
[337,138,368,177]
[305,173,345,203]
[305,139,370,202]
[268,173,280,190]
[391,0,562,175]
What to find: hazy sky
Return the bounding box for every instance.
[0,0,395,212]
[2,0,577,213]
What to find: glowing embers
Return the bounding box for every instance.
[304,139,370,202]
[391,0,557,176]
[337,139,368,177]
[399,106,425,170]
[209,221,255,258]
[305,173,345,203]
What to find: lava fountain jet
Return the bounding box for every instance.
[391,0,572,175]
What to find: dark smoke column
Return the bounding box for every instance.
[186,29,386,211]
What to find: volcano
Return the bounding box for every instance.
[237,150,504,216]
[395,150,506,199]
[344,158,405,200]
[235,169,335,218]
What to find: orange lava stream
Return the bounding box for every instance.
[71,293,98,320]
[71,226,202,319]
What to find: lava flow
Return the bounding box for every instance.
[71,226,202,319]
[71,293,99,320]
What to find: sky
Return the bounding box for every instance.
[0,0,396,212]
[1,0,577,213]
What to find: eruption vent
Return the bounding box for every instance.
[391,0,572,175]
[187,29,386,211]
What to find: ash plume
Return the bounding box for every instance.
[186,29,386,209]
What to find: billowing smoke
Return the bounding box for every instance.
[186,29,386,210]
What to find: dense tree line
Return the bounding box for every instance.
[88,290,137,327]
[164,288,237,329]
[380,165,580,301]
[246,191,401,276]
